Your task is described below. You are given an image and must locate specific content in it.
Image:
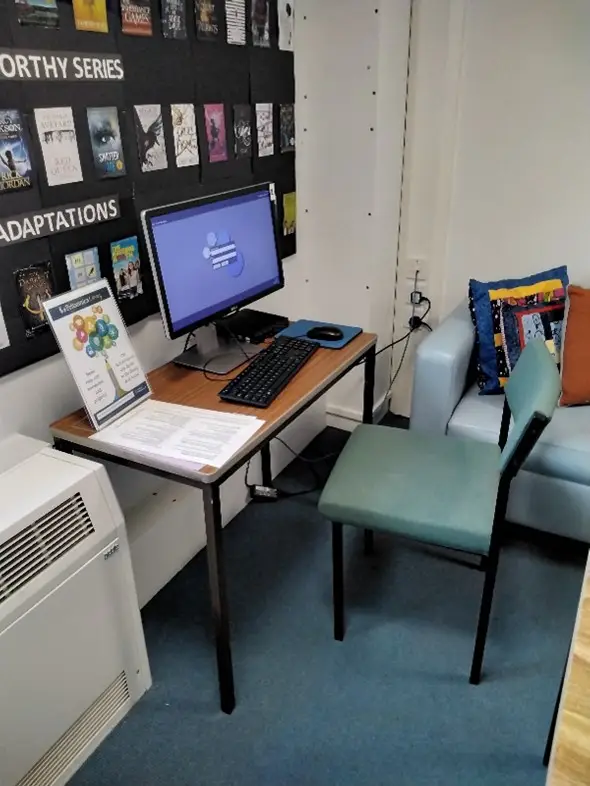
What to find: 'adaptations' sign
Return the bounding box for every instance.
[0,48,124,81]
[0,196,120,247]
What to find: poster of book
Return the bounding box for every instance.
[256,103,273,157]
[111,236,143,300]
[0,110,32,194]
[204,104,228,163]
[121,0,153,35]
[73,0,108,32]
[171,104,199,168]
[134,105,168,172]
[225,0,245,45]
[43,280,151,431]
[87,107,126,179]
[278,0,293,50]
[66,247,101,290]
[15,0,59,28]
[283,191,296,236]
[35,107,83,187]
[280,103,295,152]
[195,0,220,40]
[233,105,252,158]
[161,0,186,38]
[15,261,54,339]
[251,0,269,47]
[0,299,9,351]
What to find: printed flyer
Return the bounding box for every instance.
[43,279,151,430]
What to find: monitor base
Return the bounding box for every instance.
[173,339,263,375]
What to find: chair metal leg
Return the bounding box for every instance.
[363,528,374,556]
[543,653,568,766]
[332,522,345,641]
[470,541,500,685]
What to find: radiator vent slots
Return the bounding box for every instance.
[0,493,95,605]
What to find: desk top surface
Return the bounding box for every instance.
[50,332,377,484]
[548,555,590,785]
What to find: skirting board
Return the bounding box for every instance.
[326,394,390,432]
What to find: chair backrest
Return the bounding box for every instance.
[500,339,561,475]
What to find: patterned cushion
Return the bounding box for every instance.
[500,299,565,374]
[469,266,568,394]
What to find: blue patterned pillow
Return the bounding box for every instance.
[469,266,568,394]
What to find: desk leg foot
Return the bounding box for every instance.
[204,484,236,715]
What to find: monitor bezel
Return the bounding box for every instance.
[141,182,286,341]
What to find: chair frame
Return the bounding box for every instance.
[331,398,552,684]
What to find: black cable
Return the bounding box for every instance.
[384,331,412,399]
[183,322,255,382]
[273,435,339,464]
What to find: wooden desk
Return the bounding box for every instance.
[547,553,590,785]
[51,333,377,714]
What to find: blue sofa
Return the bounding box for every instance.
[410,303,590,543]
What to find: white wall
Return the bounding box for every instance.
[0,0,413,600]
[296,0,412,425]
[392,0,590,415]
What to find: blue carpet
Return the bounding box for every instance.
[72,424,585,786]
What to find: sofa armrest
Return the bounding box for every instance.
[410,302,475,435]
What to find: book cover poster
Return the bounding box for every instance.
[87,107,126,179]
[256,103,273,157]
[0,110,32,195]
[43,280,151,431]
[111,236,143,300]
[278,0,293,50]
[73,0,108,32]
[171,104,199,168]
[204,104,228,163]
[280,103,295,152]
[233,104,252,158]
[0,299,9,351]
[134,104,168,172]
[15,0,59,28]
[225,0,245,45]
[283,191,296,236]
[121,0,153,35]
[162,0,186,38]
[15,261,54,338]
[35,107,83,187]
[251,0,269,47]
[66,246,101,290]
[195,0,220,40]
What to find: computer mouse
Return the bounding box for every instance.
[306,325,344,342]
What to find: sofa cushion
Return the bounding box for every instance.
[448,384,590,487]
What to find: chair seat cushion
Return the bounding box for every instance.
[449,384,590,487]
[319,425,501,555]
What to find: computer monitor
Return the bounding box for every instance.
[141,183,284,343]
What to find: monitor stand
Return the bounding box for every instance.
[173,334,264,375]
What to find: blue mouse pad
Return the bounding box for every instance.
[277,320,362,349]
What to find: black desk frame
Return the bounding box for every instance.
[54,344,376,714]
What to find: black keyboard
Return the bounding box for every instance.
[219,336,319,408]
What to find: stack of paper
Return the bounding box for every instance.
[90,399,264,468]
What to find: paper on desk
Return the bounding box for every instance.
[90,399,264,468]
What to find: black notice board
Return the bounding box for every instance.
[0,0,295,379]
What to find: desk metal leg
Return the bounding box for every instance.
[363,345,376,555]
[203,484,235,714]
[260,443,272,487]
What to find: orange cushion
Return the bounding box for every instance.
[560,285,590,406]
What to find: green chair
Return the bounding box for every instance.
[318,339,561,684]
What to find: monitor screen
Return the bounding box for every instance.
[144,186,283,337]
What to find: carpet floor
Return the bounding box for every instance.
[71,422,586,786]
